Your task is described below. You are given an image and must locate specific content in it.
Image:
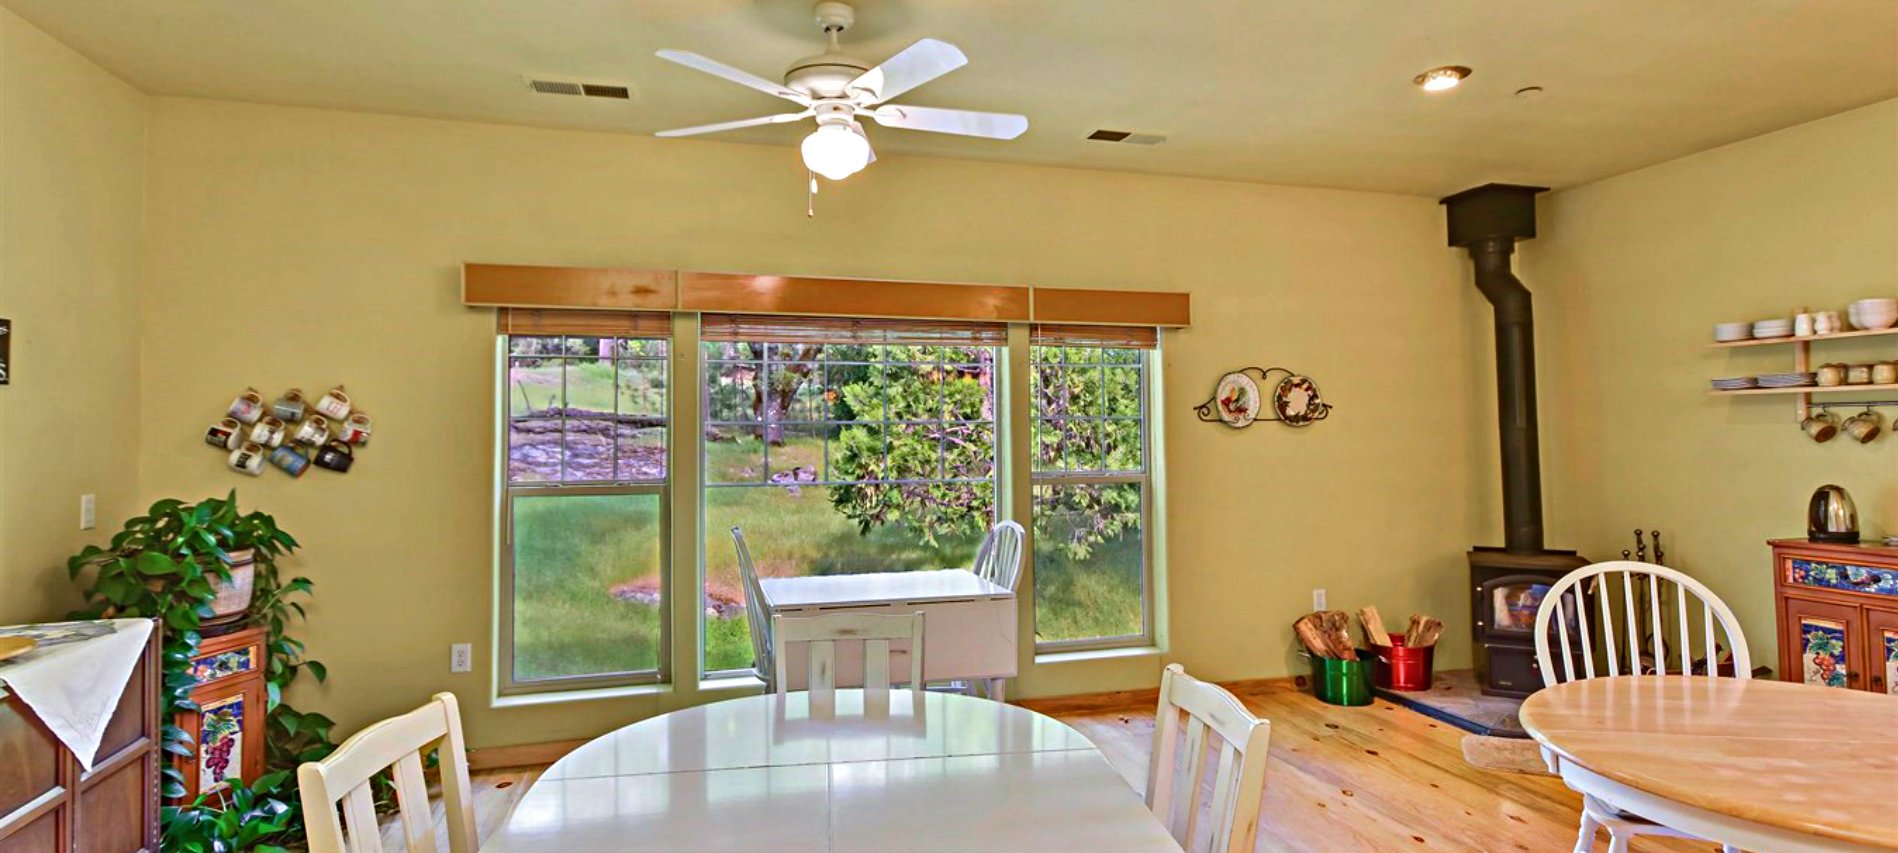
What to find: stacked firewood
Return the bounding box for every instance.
[1294,606,1442,657]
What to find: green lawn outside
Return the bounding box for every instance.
[510,435,1145,683]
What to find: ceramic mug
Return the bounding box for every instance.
[271,389,307,422]
[1801,411,1839,443]
[1875,362,1898,385]
[248,416,287,448]
[1817,363,1847,387]
[269,445,310,477]
[204,417,242,450]
[1794,312,1815,337]
[315,386,352,420]
[1847,364,1873,385]
[228,442,267,476]
[1844,410,1884,444]
[294,414,330,446]
[313,440,354,473]
[1815,311,1841,336]
[338,411,373,446]
[228,388,266,424]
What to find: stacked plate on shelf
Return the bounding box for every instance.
[1755,371,1817,388]
[1713,321,1754,343]
[1751,318,1795,339]
[1710,376,1758,391]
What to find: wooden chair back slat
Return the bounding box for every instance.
[298,692,477,853]
[1534,561,1751,688]
[771,611,925,699]
[1144,664,1272,853]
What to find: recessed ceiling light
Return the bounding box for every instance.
[1414,66,1471,92]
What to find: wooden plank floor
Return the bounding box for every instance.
[391,680,1717,853]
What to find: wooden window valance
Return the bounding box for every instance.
[496,308,672,338]
[1029,323,1159,350]
[702,314,1008,346]
[464,263,1189,328]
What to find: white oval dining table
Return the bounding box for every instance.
[483,689,1185,853]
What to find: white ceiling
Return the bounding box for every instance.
[7,0,1895,196]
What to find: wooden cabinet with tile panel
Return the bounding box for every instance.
[172,626,268,799]
[0,620,160,853]
[1771,539,1898,694]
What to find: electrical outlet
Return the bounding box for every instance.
[1312,588,1327,611]
[80,494,96,530]
[450,643,473,673]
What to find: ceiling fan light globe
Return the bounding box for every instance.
[801,124,872,180]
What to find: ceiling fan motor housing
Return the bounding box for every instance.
[787,3,867,99]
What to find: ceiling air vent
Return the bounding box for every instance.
[524,76,634,100]
[1086,129,1166,146]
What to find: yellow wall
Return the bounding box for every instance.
[0,8,146,625]
[136,97,1490,747]
[1528,98,1898,663]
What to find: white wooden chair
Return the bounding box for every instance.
[1145,664,1272,853]
[771,611,924,698]
[732,526,775,689]
[1533,561,1750,853]
[298,692,476,853]
[972,520,1026,592]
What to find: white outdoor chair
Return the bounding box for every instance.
[1533,560,1750,853]
[732,526,775,690]
[1145,664,1273,853]
[771,611,925,699]
[972,520,1026,592]
[298,692,476,853]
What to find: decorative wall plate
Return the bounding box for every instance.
[1212,372,1260,428]
[1195,367,1333,429]
[1273,375,1327,427]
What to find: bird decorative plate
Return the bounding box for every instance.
[1212,371,1259,428]
[1272,375,1326,427]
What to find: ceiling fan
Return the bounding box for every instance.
[653,1,1028,182]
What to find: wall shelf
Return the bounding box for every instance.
[1707,383,1898,397]
[1709,326,1898,349]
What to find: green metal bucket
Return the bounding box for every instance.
[1307,653,1374,706]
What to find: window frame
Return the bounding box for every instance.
[1028,345,1157,653]
[497,335,672,696]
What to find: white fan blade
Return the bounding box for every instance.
[847,38,967,103]
[655,50,809,104]
[656,110,812,138]
[868,105,1028,140]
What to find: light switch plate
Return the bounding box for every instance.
[80,494,96,530]
[1312,588,1327,611]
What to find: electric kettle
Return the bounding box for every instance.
[1807,484,1859,544]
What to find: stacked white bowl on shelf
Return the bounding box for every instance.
[1751,317,1794,339]
[1849,298,1897,331]
[1713,321,1753,343]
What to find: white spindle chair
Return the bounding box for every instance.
[771,611,924,698]
[732,527,775,689]
[298,692,476,853]
[972,520,1026,592]
[1533,561,1749,853]
[1145,664,1273,853]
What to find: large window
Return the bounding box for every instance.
[700,319,1001,673]
[501,330,669,691]
[1031,336,1154,650]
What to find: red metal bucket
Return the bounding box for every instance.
[1372,632,1434,692]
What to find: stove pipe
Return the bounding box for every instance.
[1441,184,1550,555]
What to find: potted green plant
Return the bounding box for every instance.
[67,491,295,629]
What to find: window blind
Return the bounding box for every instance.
[497,308,672,337]
[701,314,1008,346]
[1029,323,1159,349]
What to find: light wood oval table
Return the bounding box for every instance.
[484,689,1184,853]
[1520,676,1898,853]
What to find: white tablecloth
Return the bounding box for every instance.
[0,618,152,769]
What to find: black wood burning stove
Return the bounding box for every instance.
[1469,548,1590,697]
[1442,185,1593,697]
